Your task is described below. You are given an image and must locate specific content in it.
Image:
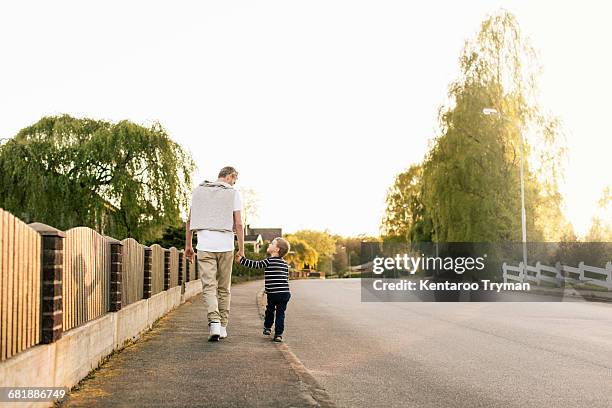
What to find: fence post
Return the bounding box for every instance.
[188,254,192,283]
[107,238,123,312]
[143,246,152,299]
[29,223,65,344]
[178,251,184,286]
[555,261,563,286]
[164,250,171,290]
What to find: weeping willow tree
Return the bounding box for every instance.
[418,11,571,242]
[586,186,612,241]
[0,115,195,242]
[381,164,432,242]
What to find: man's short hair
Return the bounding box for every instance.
[274,237,291,258]
[218,166,238,178]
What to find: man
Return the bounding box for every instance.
[186,166,245,341]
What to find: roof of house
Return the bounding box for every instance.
[245,234,263,242]
[247,227,282,242]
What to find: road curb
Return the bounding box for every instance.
[256,289,337,408]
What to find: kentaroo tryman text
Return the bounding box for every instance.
[372,280,530,292]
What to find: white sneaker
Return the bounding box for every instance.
[220,326,227,339]
[208,322,221,341]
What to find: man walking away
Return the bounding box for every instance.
[186,166,245,341]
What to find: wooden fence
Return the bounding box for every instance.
[189,255,196,281]
[0,208,197,362]
[121,238,144,306]
[503,261,612,290]
[0,209,41,361]
[63,227,110,331]
[169,247,179,288]
[150,244,165,296]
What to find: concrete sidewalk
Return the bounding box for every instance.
[59,280,318,408]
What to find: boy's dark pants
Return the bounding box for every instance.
[264,292,291,336]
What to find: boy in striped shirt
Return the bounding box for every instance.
[236,237,291,342]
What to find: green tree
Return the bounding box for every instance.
[586,186,612,242]
[291,229,337,271]
[331,235,371,276]
[284,235,318,270]
[146,223,194,249]
[292,229,336,258]
[0,115,195,242]
[381,164,432,242]
[420,11,569,242]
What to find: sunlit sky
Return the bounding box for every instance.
[1,1,610,238]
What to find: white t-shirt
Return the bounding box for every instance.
[195,189,242,252]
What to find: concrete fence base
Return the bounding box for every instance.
[183,279,203,300]
[0,280,203,408]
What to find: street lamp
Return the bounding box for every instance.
[483,108,528,278]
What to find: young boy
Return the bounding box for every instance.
[236,237,291,342]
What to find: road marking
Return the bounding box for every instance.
[256,289,337,408]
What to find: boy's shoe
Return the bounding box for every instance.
[220,326,228,339]
[208,322,221,342]
[273,335,283,342]
[263,327,271,336]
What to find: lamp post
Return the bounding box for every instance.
[483,108,528,278]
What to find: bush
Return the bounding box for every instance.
[233,251,268,277]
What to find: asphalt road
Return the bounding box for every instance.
[283,279,612,408]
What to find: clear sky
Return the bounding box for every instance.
[1,1,610,237]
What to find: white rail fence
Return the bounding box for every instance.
[503,261,612,290]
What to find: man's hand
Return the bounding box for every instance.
[235,253,242,263]
[185,209,194,261]
[186,246,195,262]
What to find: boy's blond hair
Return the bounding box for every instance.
[274,237,291,258]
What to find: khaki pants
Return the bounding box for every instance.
[197,250,233,326]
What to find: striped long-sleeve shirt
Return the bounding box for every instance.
[239,256,290,294]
